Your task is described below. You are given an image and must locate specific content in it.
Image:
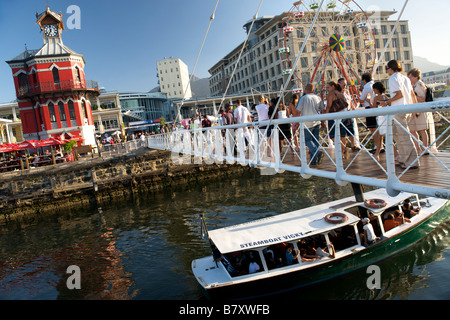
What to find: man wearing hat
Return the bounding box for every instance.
[361,217,379,246]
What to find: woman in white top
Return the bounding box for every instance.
[407,68,429,154]
[381,60,419,169]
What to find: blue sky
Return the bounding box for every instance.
[1,0,449,102]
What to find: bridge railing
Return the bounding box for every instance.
[147,100,450,199]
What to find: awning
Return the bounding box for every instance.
[37,137,64,147]
[208,189,416,254]
[15,140,39,150]
[0,143,18,153]
[208,207,360,254]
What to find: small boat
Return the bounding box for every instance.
[192,189,448,299]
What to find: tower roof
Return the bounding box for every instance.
[6,42,85,65]
[36,6,65,31]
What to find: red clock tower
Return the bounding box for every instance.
[6,6,99,145]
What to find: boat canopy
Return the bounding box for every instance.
[209,208,360,254]
[208,190,416,254]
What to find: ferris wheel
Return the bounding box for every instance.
[279,0,377,103]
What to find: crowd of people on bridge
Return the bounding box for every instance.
[164,60,433,168]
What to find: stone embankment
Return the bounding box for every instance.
[0,148,254,221]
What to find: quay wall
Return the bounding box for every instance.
[0,149,255,221]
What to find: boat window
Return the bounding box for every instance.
[401,197,422,219]
[223,250,263,277]
[263,243,295,270]
[298,234,334,260]
[356,214,383,240]
[346,205,368,219]
[328,226,358,251]
[383,200,417,232]
[262,235,337,271]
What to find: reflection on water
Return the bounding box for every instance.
[0,170,449,300]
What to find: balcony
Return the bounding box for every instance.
[16,79,100,99]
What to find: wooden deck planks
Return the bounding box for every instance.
[276,147,450,190]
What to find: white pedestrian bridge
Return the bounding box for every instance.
[147,100,450,200]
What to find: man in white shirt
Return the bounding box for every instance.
[296,84,325,165]
[234,99,253,149]
[383,60,419,169]
[234,99,252,124]
[359,73,379,152]
[361,218,379,245]
[359,74,375,108]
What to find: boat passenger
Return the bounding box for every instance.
[212,247,239,276]
[299,248,316,262]
[360,217,380,246]
[248,257,260,274]
[383,214,400,232]
[264,250,277,269]
[285,244,300,265]
[402,199,420,219]
[394,209,411,224]
[315,240,336,259]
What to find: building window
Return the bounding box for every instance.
[301,57,308,68]
[48,102,56,122]
[32,70,37,85]
[404,51,410,60]
[75,66,81,82]
[58,102,66,121]
[52,67,60,84]
[68,100,76,123]
[82,100,88,121]
[400,25,407,34]
[18,73,28,89]
[402,38,409,47]
[392,38,398,48]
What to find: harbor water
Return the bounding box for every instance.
[0,170,449,300]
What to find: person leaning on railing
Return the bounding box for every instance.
[380,60,420,170]
[407,68,430,155]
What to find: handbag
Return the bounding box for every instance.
[329,96,348,113]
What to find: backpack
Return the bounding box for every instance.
[425,86,434,102]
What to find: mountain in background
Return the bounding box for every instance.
[414,56,450,73]
[189,75,210,99]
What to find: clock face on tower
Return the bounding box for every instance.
[43,24,58,37]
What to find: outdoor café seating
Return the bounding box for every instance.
[0,137,82,172]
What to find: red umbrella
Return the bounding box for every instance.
[0,143,18,153]
[15,140,39,150]
[37,137,64,147]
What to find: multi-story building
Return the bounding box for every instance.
[119,92,175,132]
[209,10,414,97]
[157,58,192,100]
[422,68,450,87]
[0,102,23,144]
[89,91,124,136]
[5,6,100,146]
